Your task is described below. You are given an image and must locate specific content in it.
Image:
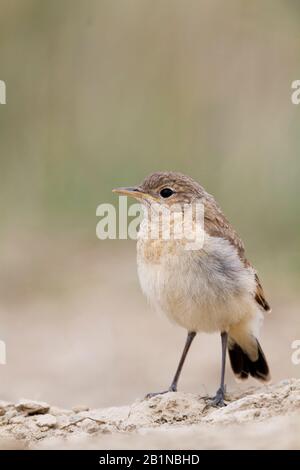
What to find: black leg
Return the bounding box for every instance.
[146,331,196,399]
[211,331,228,407]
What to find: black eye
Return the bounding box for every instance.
[160,188,174,198]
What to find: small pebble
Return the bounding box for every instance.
[72,405,90,413]
[35,414,57,428]
[16,399,50,416]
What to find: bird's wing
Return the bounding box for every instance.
[253,273,271,312]
[203,194,271,312]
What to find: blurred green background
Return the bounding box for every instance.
[1,0,300,251]
[0,0,299,407]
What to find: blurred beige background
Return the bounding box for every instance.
[0,0,299,409]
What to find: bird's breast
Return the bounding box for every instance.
[136,228,257,332]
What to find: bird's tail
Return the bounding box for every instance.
[228,333,270,382]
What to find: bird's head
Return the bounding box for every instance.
[113,171,204,208]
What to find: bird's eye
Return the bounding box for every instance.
[160,188,174,198]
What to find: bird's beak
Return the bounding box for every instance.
[112,186,148,200]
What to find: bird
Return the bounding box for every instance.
[113,171,270,406]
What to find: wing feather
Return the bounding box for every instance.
[203,194,271,312]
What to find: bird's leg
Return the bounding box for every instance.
[169,331,197,392]
[210,331,228,407]
[145,331,196,399]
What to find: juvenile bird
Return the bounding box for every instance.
[113,172,270,406]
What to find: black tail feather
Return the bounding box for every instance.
[228,339,270,382]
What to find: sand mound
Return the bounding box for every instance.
[0,379,299,449]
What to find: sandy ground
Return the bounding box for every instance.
[0,235,299,449]
[0,379,299,449]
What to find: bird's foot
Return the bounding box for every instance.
[209,386,227,408]
[145,384,177,399]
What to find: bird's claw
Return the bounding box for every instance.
[145,385,177,399]
[209,387,227,408]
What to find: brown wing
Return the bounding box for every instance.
[203,193,271,312]
[254,273,271,312]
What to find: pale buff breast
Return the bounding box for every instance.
[137,229,259,334]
